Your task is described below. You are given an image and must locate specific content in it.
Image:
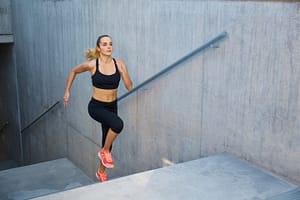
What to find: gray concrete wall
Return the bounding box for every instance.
[10,0,300,184]
[0,0,18,161]
[0,0,13,43]
[0,43,21,162]
[0,0,12,34]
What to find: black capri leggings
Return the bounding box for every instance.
[88,98,124,148]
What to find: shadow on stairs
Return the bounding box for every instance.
[0,158,94,200]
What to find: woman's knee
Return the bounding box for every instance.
[111,117,124,134]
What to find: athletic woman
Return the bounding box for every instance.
[63,35,133,182]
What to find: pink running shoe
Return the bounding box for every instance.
[95,170,108,182]
[98,150,114,168]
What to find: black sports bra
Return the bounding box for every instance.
[91,58,121,89]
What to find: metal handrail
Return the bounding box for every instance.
[17,101,60,165]
[17,32,228,165]
[19,32,228,132]
[117,31,228,101]
[21,101,60,133]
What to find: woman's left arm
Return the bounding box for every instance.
[117,60,133,91]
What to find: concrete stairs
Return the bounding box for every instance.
[266,188,300,200]
[0,158,94,200]
[0,154,299,200]
[29,153,299,200]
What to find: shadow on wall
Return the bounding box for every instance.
[0,133,5,160]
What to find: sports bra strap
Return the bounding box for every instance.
[112,58,117,69]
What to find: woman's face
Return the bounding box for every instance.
[97,37,113,56]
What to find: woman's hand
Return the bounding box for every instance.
[63,91,70,107]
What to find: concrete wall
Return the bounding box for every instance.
[0,0,19,162]
[0,0,13,43]
[0,43,21,162]
[10,0,300,184]
[0,0,12,33]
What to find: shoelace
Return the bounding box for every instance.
[105,152,113,162]
[102,151,113,162]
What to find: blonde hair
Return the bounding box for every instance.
[85,34,111,60]
[85,48,99,60]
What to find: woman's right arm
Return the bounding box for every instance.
[63,61,92,107]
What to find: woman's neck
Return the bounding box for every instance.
[99,55,112,64]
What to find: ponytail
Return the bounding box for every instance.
[85,48,99,60]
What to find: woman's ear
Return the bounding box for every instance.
[96,46,100,52]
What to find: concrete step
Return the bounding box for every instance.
[0,158,94,200]
[266,187,300,200]
[31,153,298,200]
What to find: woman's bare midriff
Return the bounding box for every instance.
[92,87,118,102]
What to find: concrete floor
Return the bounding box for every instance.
[30,153,298,200]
